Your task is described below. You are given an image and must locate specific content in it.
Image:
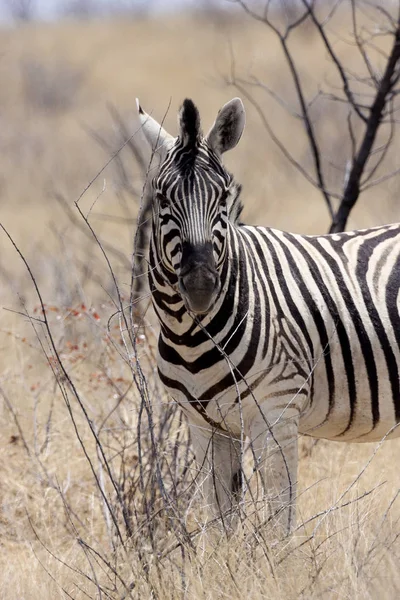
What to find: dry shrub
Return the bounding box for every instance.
[1,207,400,599]
[20,58,87,113]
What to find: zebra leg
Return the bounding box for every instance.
[248,406,299,536]
[189,426,243,525]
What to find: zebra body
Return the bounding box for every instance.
[155,222,400,443]
[138,97,400,533]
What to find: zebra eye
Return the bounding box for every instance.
[156,193,169,211]
[220,190,229,205]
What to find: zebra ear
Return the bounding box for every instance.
[206,98,245,156]
[136,99,175,161]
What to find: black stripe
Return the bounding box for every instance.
[386,258,400,419]
[354,230,400,426]
[268,230,336,422]
[259,231,317,400]
[157,370,228,432]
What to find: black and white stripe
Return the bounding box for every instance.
[138,97,400,533]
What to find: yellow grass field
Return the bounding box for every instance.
[1,7,400,599]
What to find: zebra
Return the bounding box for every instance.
[137,96,400,534]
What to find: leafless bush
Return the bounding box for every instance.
[80,104,153,303]
[59,0,105,19]
[3,0,35,21]
[20,58,86,113]
[229,0,400,232]
[59,0,157,20]
[0,219,199,597]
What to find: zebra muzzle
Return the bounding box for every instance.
[179,267,220,314]
[178,241,221,314]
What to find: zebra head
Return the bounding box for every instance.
[137,97,246,314]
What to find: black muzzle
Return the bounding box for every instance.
[179,242,220,314]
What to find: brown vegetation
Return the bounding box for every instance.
[1,10,400,599]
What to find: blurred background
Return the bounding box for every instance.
[2,0,400,310]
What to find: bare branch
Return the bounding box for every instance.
[301,0,369,123]
[351,0,379,88]
[228,19,337,216]
[229,76,340,204]
[277,29,334,218]
[330,19,400,232]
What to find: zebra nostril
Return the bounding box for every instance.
[178,267,220,314]
[181,269,217,293]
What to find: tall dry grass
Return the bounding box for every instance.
[1,8,400,599]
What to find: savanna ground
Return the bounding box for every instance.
[1,5,400,599]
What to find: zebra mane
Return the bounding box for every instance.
[228,181,244,225]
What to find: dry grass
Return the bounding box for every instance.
[1,9,400,599]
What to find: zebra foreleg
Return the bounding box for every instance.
[189,425,243,527]
[248,405,299,537]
